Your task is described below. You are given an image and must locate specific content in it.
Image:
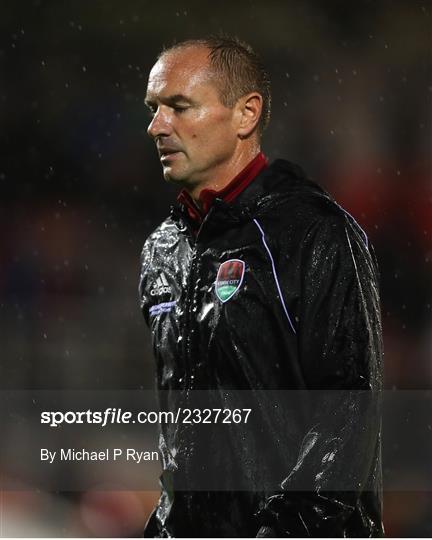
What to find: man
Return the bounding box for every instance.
[139,36,384,537]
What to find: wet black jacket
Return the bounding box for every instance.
[139,160,384,537]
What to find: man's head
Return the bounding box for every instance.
[145,36,271,191]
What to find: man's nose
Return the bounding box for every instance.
[147,107,172,139]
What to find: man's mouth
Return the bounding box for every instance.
[158,147,183,160]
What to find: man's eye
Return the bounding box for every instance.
[174,106,188,113]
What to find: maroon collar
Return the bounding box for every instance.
[177,152,268,227]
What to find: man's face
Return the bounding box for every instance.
[145,47,239,188]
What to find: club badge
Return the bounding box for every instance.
[215,259,245,303]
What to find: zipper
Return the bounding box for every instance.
[178,206,217,488]
[182,243,199,391]
[181,205,216,391]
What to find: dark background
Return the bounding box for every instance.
[1,0,430,536]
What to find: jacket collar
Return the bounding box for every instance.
[170,159,322,234]
[176,152,268,230]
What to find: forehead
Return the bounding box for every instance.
[146,46,218,100]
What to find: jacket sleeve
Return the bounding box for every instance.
[256,212,384,537]
[138,233,158,328]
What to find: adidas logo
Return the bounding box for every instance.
[150,273,172,296]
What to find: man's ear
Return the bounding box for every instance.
[237,92,263,139]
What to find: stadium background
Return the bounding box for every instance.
[1,0,430,536]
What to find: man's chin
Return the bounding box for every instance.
[163,170,183,183]
[162,165,190,184]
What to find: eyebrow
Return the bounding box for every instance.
[144,94,194,107]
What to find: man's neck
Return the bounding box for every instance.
[176,151,268,232]
[188,145,261,205]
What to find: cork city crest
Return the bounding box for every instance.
[215,259,245,303]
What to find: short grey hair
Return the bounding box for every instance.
[159,36,271,136]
